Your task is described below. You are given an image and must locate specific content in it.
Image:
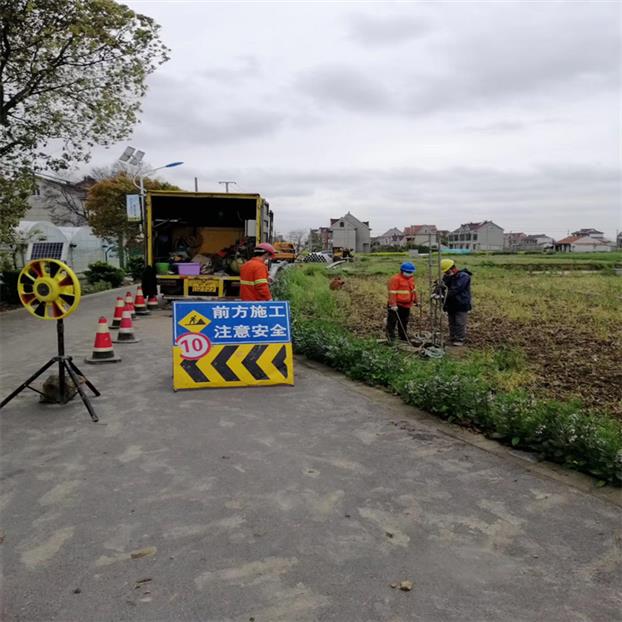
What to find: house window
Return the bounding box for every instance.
[339,222,344,227]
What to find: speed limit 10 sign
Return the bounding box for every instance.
[175,332,211,360]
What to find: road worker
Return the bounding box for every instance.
[239,243,276,301]
[386,261,418,342]
[440,258,472,346]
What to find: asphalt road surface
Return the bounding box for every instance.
[1,289,620,621]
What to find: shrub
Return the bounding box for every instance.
[84,261,124,287]
[0,270,21,304]
[127,255,145,281]
[276,268,622,485]
[82,280,112,294]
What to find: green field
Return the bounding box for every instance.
[275,252,622,484]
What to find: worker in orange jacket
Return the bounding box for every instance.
[239,243,276,301]
[386,261,418,342]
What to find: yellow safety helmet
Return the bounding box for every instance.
[440,259,455,273]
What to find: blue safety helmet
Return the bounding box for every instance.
[400,261,416,274]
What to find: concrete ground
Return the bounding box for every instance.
[1,288,621,622]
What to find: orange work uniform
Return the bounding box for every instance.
[387,273,417,308]
[239,257,272,301]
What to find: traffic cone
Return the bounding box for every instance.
[112,309,141,343]
[147,295,159,311]
[85,317,121,363]
[134,286,150,315]
[124,291,136,319]
[110,297,125,329]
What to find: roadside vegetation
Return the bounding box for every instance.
[275,252,622,485]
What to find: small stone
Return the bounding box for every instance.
[73,588,81,594]
[344,514,351,518]
[390,583,398,589]
[131,546,157,560]
[399,580,413,591]
[385,531,394,538]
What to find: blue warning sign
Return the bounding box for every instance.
[173,301,291,345]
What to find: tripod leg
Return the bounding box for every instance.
[0,358,57,409]
[67,358,101,397]
[64,361,99,423]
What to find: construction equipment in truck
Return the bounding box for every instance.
[145,190,273,299]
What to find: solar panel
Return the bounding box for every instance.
[30,242,65,260]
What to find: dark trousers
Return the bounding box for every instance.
[448,310,468,342]
[387,306,410,341]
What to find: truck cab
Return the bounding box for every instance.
[146,191,273,299]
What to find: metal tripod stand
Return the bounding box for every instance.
[0,319,100,422]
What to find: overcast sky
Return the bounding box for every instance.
[83,1,621,239]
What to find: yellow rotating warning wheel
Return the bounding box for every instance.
[18,259,81,320]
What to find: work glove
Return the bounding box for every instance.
[390,306,398,312]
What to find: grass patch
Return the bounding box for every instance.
[277,266,622,485]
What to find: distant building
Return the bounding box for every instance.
[374,227,404,247]
[617,232,622,249]
[521,234,555,251]
[447,221,504,251]
[308,227,332,251]
[403,224,439,247]
[330,212,371,253]
[504,232,527,251]
[571,228,605,240]
[555,235,611,253]
[26,173,94,226]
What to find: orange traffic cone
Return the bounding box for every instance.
[85,317,121,363]
[124,291,136,319]
[110,297,125,329]
[112,309,141,343]
[147,295,159,311]
[134,286,150,315]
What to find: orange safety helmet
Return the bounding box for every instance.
[255,242,276,256]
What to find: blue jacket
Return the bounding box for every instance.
[443,269,472,312]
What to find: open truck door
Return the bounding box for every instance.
[145,191,273,300]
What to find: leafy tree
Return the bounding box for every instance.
[0,0,169,242]
[0,170,34,244]
[0,0,169,174]
[85,173,180,267]
[288,229,308,254]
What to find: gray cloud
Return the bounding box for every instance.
[296,65,390,112]
[347,12,431,46]
[200,55,261,82]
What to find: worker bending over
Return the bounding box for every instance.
[240,243,276,301]
[387,261,418,342]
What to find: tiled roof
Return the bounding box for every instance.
[555,235,581,245]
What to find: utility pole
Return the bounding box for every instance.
[218,181,236,193]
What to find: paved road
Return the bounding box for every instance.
[1,290,621,622]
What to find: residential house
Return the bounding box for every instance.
[504,232,527,252]
[374,227,404,247]
[555,235,611,253]
[447,221,504,251]
[403,224,439,247]
[572,228,605,241]
[26,173,94,226]
[330,212,371,253]
[521,234,555,251]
